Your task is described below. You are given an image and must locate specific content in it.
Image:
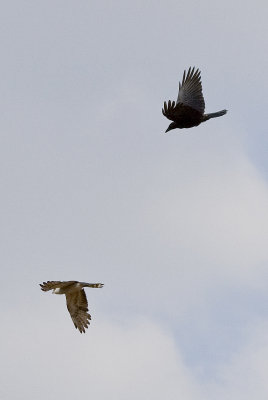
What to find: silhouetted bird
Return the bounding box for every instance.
[162,67,227,132]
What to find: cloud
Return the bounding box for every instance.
[1,314,198,400]
[3,312,268,400]
[91,126,268,322]
[206,321,268,400]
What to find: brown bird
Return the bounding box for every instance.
[162,67,227,132]
[40,280,104,333]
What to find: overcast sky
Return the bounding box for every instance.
[1,0,268,399]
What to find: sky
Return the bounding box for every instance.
[1,0,268,399]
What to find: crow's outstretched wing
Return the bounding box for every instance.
[177,67,205,114]
[162,100,177,121]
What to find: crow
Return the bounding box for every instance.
[162,67,227,132]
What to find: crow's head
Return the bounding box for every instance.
[165,121,178,133]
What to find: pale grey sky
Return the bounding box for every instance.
[1,1,268,399]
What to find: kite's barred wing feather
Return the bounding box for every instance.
[66,290,91,333]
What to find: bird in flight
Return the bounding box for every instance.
[40,280,104,333]
[162,67,227,132]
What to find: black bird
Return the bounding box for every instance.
[162,67,227,132]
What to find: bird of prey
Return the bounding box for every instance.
[162,67,227,132]
[40,280,104,333]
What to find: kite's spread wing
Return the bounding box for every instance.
[66,289,91,333]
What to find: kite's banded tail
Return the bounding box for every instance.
[82,283,104,288]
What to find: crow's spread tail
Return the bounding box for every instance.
[203,109,227,121]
